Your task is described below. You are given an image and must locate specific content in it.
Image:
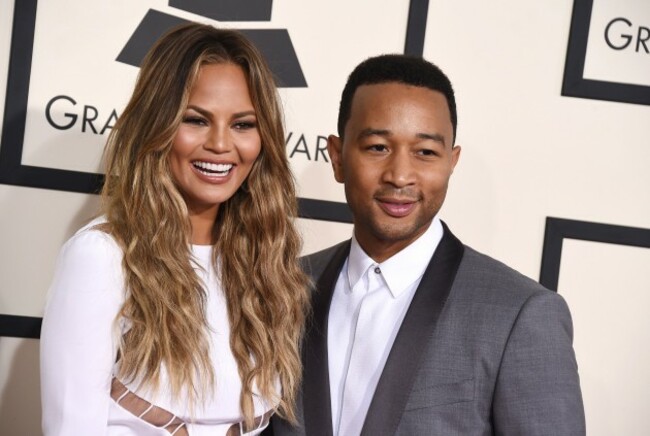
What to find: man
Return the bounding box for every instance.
[272,54,585,435]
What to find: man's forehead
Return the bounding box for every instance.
[342,82,453,147]
[350,82,449,113]
[348,83,451,124]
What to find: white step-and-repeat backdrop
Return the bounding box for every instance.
[1,0,649,434]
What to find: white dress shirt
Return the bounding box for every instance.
[327,217,444,436]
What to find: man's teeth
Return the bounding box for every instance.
[193,161,233,175]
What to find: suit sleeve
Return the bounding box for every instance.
[492,290,585,436]
[40,230,124,435]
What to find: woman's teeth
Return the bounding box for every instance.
[193,161,233,176]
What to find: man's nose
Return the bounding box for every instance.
[381,150,415,187]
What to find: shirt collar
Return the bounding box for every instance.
[347,216,444,298]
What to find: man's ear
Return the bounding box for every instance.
[327,134,345,183]
[450,144,461,173]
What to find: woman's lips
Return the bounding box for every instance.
[190,162,235,184]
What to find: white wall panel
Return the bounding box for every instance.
[1,0,648,433]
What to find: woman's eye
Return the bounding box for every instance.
[183,116,206,125]
[233,121,257,130]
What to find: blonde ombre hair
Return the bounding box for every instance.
[100,23,309,425]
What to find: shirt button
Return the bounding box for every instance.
[374,266,381,274]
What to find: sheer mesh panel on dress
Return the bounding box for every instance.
[111,377,189,435]
[110,377,274,435]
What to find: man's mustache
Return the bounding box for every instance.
[374,188,422,202]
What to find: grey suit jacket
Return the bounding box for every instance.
[271,223,585,435]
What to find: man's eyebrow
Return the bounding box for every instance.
[357,128,447,146]
[417,132,446,146]
[357,128,391,140]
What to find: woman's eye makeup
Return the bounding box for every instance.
[183,115,207,125]
[233,119,257,130]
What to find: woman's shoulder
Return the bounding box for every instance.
[75,215,111,235]
[48,217,125,298]
[61,216,122,261]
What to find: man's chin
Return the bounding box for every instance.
[369,221,424,244]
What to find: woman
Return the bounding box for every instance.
[40,23,309,435]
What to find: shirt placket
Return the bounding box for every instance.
[337,264,384,436]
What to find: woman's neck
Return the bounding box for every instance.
[188,205,219,245]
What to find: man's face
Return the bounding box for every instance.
[328,82,460,262]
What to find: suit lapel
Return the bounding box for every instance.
[303,241,351,436]
[361,223,465,435]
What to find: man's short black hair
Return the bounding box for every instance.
[337,54,457,143]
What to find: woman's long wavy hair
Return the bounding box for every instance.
[101,23,309,425]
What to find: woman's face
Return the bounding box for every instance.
[169,63,262,218]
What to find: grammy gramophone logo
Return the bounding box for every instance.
[116,0,307,88]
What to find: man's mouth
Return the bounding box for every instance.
[192,161,233,177]
[376,198,418,217]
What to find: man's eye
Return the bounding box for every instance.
[368,144,388,152]
[418,149,437,156]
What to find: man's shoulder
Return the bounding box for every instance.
[454,244,557,306]
[300,240,350,282]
